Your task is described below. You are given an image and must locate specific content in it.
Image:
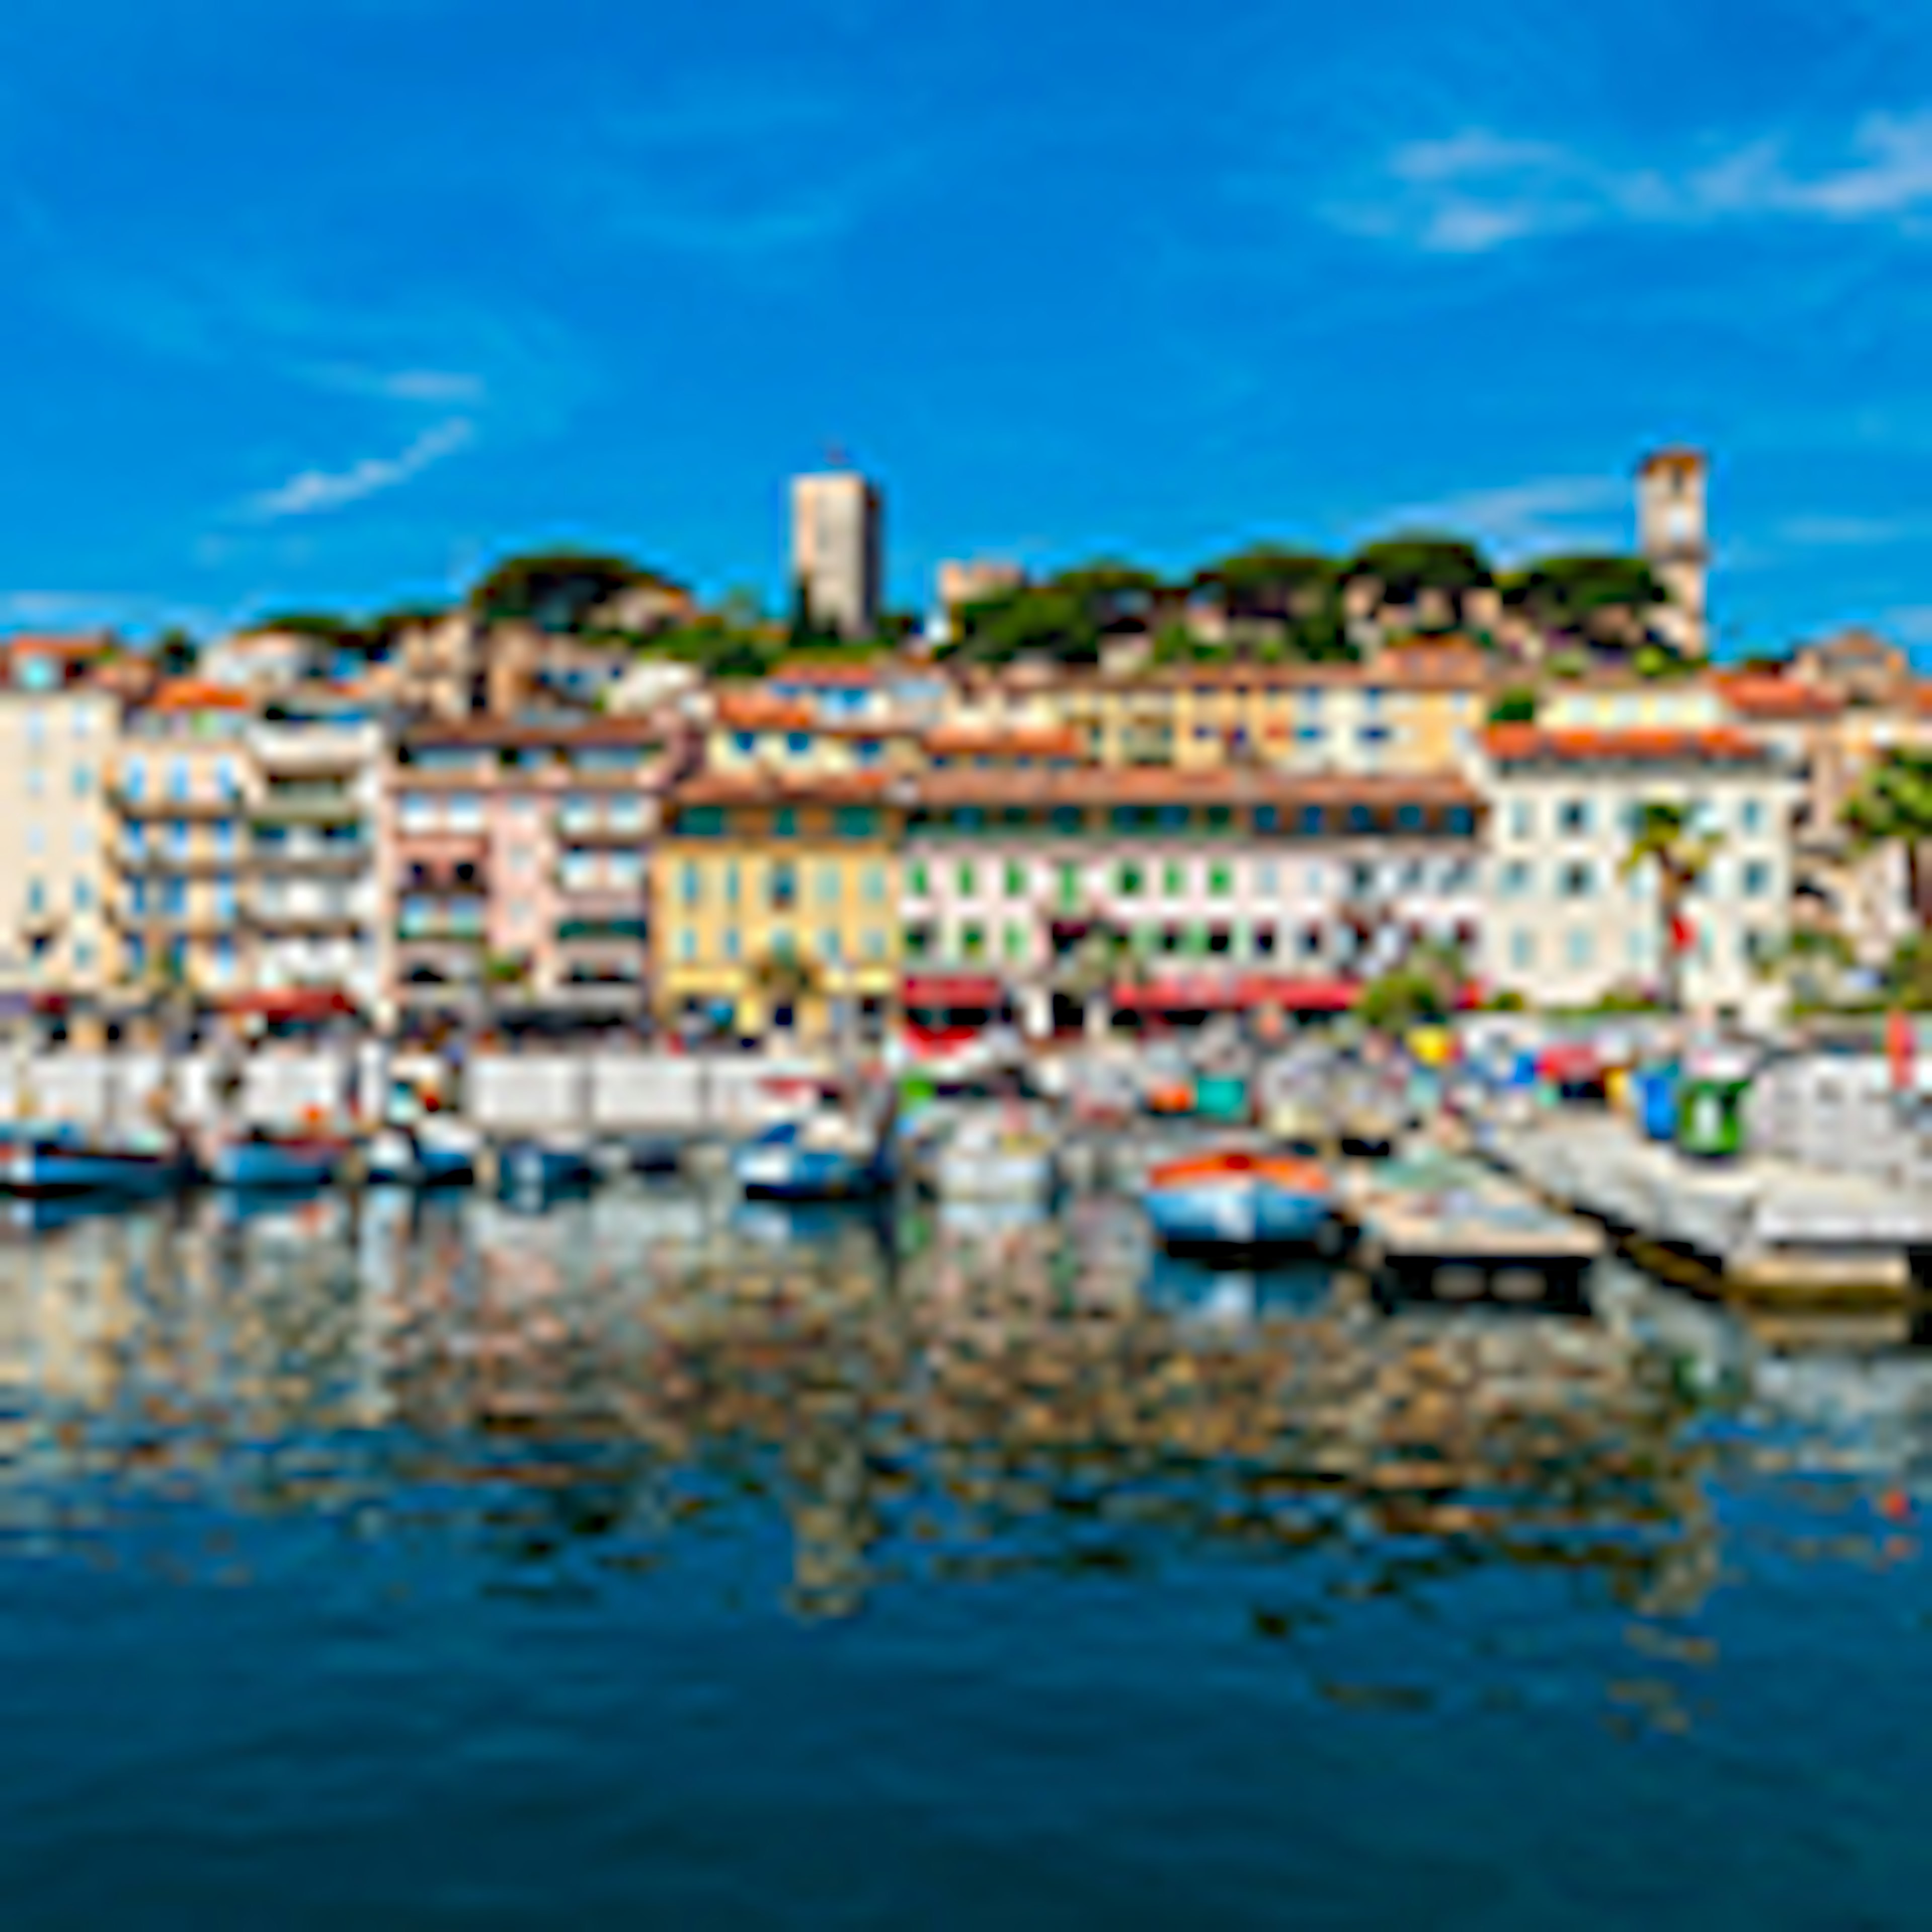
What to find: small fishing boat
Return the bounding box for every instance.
[498,1136,598,1196]
[1144,1147,1339,1254]
[732,1114,890,1201]
[933,1106,1057,1206]
[210,1131,346,1191]
[365,1123,479,1188]
[1,1126,188,1198]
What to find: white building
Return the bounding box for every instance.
[1482,725,1797,1014]
[245,697,383,1010]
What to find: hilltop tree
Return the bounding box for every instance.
[469,550,679,633]
[1191,545,1337,622]
[1347,536,1493,605]
[1505,554,1667,645]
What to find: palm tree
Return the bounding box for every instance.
[1845,749,1932,929]
[1620,801,1720,1012]
[750,945,822,1036]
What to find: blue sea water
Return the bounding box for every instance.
[0,1185,1928,1928]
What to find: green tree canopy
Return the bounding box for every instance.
[1348,536,1493,603]
[469,550,680,633]
[1504,554,1666,635]
[1846,748,1932,925]
[1488,685,1538,726]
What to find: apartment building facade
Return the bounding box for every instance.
[1481,726,1798,1013]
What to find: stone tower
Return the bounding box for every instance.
[1636,448,1709,658]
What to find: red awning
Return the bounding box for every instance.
[1113,975,1247,1012]
[219,988,359,1021]
[1537,1042,1604,1081]
[902,975,1003,1006]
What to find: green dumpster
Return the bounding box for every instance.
[1677,1075,1748,1158]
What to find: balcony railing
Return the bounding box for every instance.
[252,789,363,826]
[396,911,487,942]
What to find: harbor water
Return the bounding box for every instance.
[2,1185,1932,1925]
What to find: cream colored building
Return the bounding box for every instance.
[791,471,882,638]
[0,664,119,999]
[1482,725,1796,1014]
[1637,448,1710,658]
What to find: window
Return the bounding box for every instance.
[446,794,484,834]
[1445,807,1475,837]
[26,768,42,800]
[835,807,878,838]
[679,930,697,963]
[950,807,986,834]
[71,765,92,798]
[909,861,929,897]
[1741,860,1770,898]
[680,807,725,838]
[1257,862,1279,897]
[771,863,797,910]
[1057,863,1081,909]
[956,861,978,898]
[864,929,886,961]
[1254,805,1279,834]
[25,878,44,916]
[1559,798,1591,835]
[167,760,189,801]
[724,928,742,962]
[1395,803,1424,833]
[680,862,701,908]
[1117,862,1144,897]
[1740,798,1764,835]
[122,759,144,799]
[961,923,986,959]
[1208,864,1232,898]
[72,880,93,912]
[1559,861,1594,899]
[772,808,797,838]
[862,865,886,905]
[817,864,842,908]
[1509,800,1534,839]
[1204,807,1234,836]
[1347,804,1374,834]
[1004,923,1027,961]
[1567,929,1594,968]
[1050,807,1083,836]
[785,732,811,757]
[732,731,757,755]
[820,930,841,964]
[1510,929,1536,970]
[214,877,237,921]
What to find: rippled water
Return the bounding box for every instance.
[2,1184,1931,1926]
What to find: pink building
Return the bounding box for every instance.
[378,716,687,1035]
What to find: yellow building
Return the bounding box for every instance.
[654,769,902,1042]
[0,646,120,1005]
[942,652,1494,777]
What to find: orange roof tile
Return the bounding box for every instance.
[910,766,1484,813]
[1485,725,1769,765]
[146,680,255,713]
[768,658,889,686]
[713,691,818,730]
[1715,674,1844,719]
[670,770,900,808]
[923,723,1086,759]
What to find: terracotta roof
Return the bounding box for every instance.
[1484,725,1770,765]
[1715,674,1844,720]
[909,766,1484,813]
[1639,447,1706,475]
[670,770,901,808]
[146,680,255,713]
[398,716,675,750]
[713,691,818,730]
[3,633,115,659]
[923,723,1086,758]
[768,658,889,686]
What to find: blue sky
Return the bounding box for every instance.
[4,0,1932,654]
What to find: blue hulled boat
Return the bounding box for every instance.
[732,1117,891,1201]
[498,1138,598,1196]
[210,1133,346,1190]
[365,1125,479,1188]
[1144,1148,1339,1254]
[2,1129,188,1198]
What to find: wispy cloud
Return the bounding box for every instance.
[0,590,223,637]
[1778,512,1920,548]
[1366,473,1626,557]
[243,416,474,522]
[1330,109,1932,254]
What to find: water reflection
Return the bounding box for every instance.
[0,1187,1759,1632]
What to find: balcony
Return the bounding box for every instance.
[251,895,365,932]
[396,908,487,943]
[252,786,363,827]
[554,916,648,944]
[117,842,243,875]
[557,808,650,845]
[253,835,371,873]
[251,725,378,774]
[114,789,242,820]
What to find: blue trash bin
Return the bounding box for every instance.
[1637,1065,1680,1143]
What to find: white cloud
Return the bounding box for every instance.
[1370,474,1626,557]
[243,416,474,521]
[1332,109,1932,254]
[1778,513,1916,548]
[1881,604,1932,645]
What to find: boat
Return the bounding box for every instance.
[1144,1147,1340,1254]
[732,1114,891,1201]
[1,1126,188,1198]
[210,1132,346,1190]
[364,1123,479,1188]
[498,1137,598,1196]
[932,1106,1057,1206]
